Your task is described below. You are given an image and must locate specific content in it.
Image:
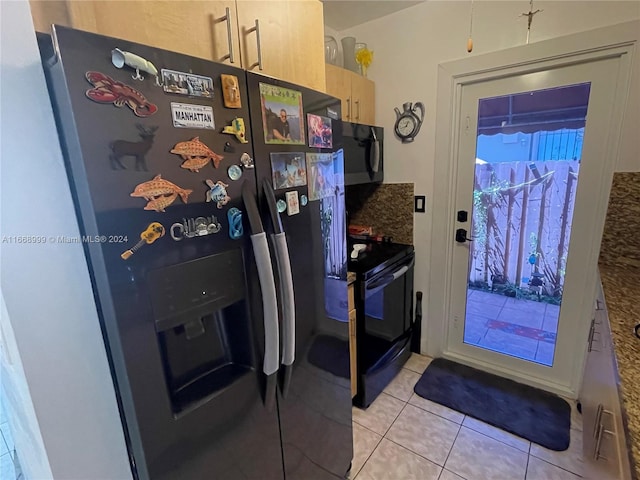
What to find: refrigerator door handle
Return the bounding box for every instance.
[273,232,295,398]
[250,232,280,409]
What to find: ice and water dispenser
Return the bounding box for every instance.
[147,249,254,415]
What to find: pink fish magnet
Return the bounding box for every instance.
[130,174,192,212]
[170,137,224,172]
[85,71,158,117]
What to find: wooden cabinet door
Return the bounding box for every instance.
[236,0,325,91]
[30,1,240,64]
[325,64,352,122]
[350,73,376,125]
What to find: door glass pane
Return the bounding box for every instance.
[463,83,591,366]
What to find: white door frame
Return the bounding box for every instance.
[428,21,637,397]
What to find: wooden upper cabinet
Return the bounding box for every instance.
[351,73,375,125]
[325,64,351,120]
[30,1,325,89]
[325,64,375,125]
[236,0,326,92]
[30,1,241,66]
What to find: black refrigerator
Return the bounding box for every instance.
[39,26,352,480]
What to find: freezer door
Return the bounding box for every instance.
[42,26,283,480]
[246,72,353,479]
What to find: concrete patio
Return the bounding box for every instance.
[464,289,560,366]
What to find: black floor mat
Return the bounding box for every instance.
[413,358,571,451]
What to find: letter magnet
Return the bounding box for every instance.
[221,74,241,108]
[121,222,165,260]
[222,117,248,143]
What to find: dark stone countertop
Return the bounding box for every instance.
[599,263,640,479]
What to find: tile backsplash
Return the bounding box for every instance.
[599,172,640,268]
[346,183,414,245]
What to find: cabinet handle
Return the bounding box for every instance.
[247,19,263,70]
[587,318,595,352]
[594,422,615,461]
[355,99,360,120]
[346,98,351,120]
[219,7,235,64]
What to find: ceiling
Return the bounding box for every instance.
[322,0,424,31]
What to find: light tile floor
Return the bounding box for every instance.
[464,290,560,366]
[350,354,583,480]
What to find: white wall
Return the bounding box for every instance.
[0,1,132,478]
[1,292,53,480]
[336,1,640,354]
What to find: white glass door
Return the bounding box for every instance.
[447,57,621,384]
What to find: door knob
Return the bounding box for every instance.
[455,229,474,243]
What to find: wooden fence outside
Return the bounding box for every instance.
[468,160,580,299]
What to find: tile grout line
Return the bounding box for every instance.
[527,450,583,477]
[439,419,465,476]
[460,422,531,454]
[351,424,384,479]
[353,396,412,478]
[407,399,465,426]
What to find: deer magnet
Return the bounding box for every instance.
[109,125,158,171]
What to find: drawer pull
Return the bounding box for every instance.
[594,422,615,461]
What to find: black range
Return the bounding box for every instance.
[348,240,416,408]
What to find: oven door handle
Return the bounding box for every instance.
[366,257,415,290]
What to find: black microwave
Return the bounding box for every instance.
[343,122,383,186]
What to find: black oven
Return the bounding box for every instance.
[349,242,414,408]
[343,122,383,186]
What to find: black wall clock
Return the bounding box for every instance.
[394,102,425,143]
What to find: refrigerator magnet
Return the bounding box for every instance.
[130,175,192,212]
[112,49,161,86]
[170,102,215,129]
[306,153,334,201]
[270,152,307,190]
[85,71,158,117]
[222,118,249,143]
[109,125,158,171]
[285,191,300,216]
[221,74,241,108]
[170,216,221,241]
[205,179,231,208]
[161,69,213,98]
[170,137,224,171]
[240,152,254,169]
[227,208,243,239]
[227,165,242,181]
[307,113,333,149]
[300,194,308,207]
[121,222,165,260]
[276,199,287,213]
[259,83,305,145]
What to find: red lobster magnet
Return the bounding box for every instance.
[85,71,158,117]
